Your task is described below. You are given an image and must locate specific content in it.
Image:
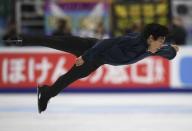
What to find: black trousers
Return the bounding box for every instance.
[22,35,104,97]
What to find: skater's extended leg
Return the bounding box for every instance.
[38,58,103,113]
[48,59,103,97]
[22,35,98,56]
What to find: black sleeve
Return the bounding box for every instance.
[154,44,177,60]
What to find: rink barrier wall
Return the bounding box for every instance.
[0,47,191,93]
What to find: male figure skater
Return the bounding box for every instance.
[6,23,179,113]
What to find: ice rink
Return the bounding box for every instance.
[0,93,192,131]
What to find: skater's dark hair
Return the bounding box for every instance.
[142,23,169,40]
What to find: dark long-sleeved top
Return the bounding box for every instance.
[82,33,177,66]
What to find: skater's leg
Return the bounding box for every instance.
[48,59,103,97]
[37,57,103,113]
[22,35,98,56]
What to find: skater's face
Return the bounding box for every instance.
[147,35,165,53]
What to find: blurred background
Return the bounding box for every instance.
[0,0,192,131]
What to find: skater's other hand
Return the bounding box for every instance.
[75,56,84,66]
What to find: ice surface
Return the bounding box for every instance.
[0,93,192,131]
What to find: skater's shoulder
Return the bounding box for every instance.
[124,32,141,38]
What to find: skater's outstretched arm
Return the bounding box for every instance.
[154,44,179,60]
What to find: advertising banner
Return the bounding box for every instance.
[171,47,192,88]
[0,48,170,90]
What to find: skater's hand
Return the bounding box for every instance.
[171,44,179,52]
[75,56,84,66]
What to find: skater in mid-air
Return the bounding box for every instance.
[5,23,179,113]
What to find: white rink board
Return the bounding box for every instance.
[0,93,192,131]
